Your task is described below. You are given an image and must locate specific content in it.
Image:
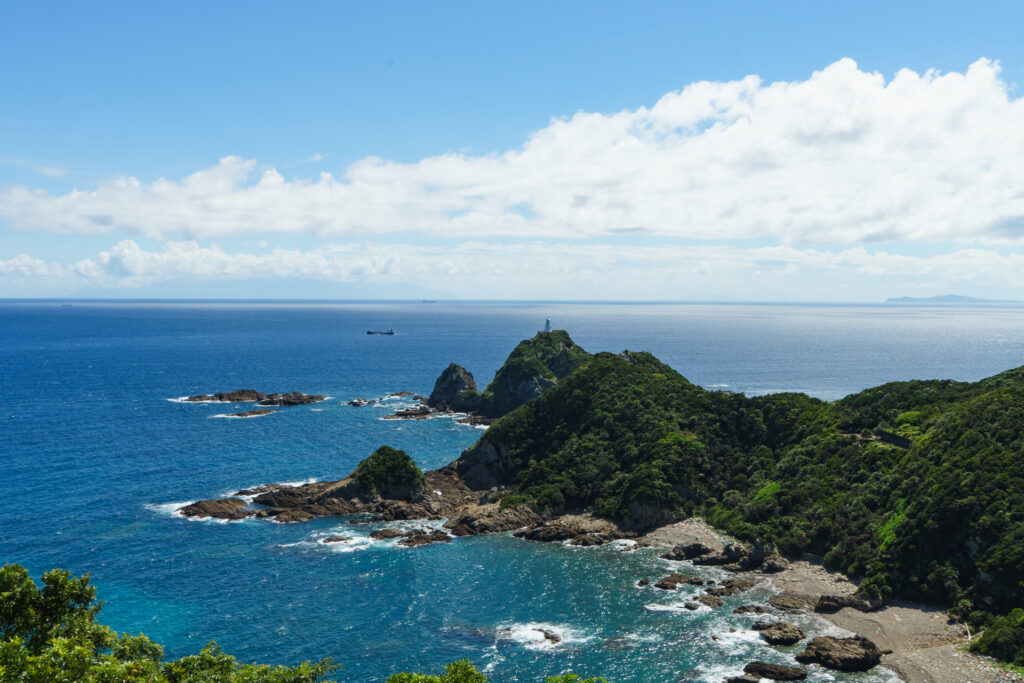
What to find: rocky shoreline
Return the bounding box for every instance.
[175,467,1019,682]
[183,389,325,406]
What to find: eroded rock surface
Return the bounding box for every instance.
[795,635,882,672]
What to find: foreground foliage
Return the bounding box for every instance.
[0,563,337,682]
[469,336,1024,662]
[385,660,604,683]
[0,564,602,682]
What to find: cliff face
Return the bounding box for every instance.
[427,363,478,411]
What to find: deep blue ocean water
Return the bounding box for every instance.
[3,301,1024,682]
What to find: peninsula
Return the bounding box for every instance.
[181,330,1024,676]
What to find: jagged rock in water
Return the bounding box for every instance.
[228,409,276,418]
[179,498,250,520]
[653,573,688,590]
[753,620,806,646]
[396,529,452,547]
[257,392,325,406]
[742,660,807,680]
[696,594,724,608]
[733,605,770,615]
[706,578,756,597]
[184,389,266,402]
[795,636,882,672]
[322,536,350,543]
[369,528,405,540]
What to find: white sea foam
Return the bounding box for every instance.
[643,601,709,613]
[224,477,318,502]
[144,501,193,518]
[143,501,236,524]
[496,622,593,651]
[310,408,323,412]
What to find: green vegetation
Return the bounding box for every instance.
[969,609,1024,666]
[353,445,427,499]
[0,564,603,682]
[0,563,337,682]
[469,330,591,417]
[463,335,1024,662]
[385,660,604,683]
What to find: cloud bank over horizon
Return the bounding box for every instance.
[3,58,1024,299]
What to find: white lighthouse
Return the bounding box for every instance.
[544,318,551,333]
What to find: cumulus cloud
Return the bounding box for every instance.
[2,58,1023,245]
[3,240,1023,300]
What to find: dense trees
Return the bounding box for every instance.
[0,565,604,682]
[0,563,337,682]
[470,339,1024,661]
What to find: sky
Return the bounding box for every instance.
[3,1,1024,301]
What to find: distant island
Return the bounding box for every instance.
[886,294,1022,304]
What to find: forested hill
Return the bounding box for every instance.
[455,334,1024,640]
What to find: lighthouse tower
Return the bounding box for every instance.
[544,318,551,333]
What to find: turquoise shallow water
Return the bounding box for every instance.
[3,301,1024,681]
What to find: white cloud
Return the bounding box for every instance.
[307,153,326,162]
[36,165,67,178]
[4,239,1024,300]
[2,59,1023,245]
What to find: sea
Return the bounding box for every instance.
[3,300,1024,682]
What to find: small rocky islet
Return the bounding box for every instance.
[183,389,326,406]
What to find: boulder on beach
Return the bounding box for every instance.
[795,635,882,672]
[753,620,805,646]
[661,541,713,561]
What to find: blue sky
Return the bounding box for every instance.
[3,1,1024,300]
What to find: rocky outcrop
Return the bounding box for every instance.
[228,409,276,418]
[753,620,805,646]
[742,661,807,680]
[455,440,516,490]
[795,636,882,672]
[370,528,405,540]
[692,543,748,566]
[654,573,697,590]
[348,398,376,407]
[706,578,756,597]
[733,605,770,615]
[814,594,879,613]
[444,505,542,536]
[513,518,629,545]
[768,591,818,612]
[427,364,479,411]
[180,498,250,519]
[661,542,713,561]
[382,406,432,420]
[322,536,350,543]
[183,389,324,405]
[696,594,724,608]
[257,392,325,406]
[397,529,453,547]
[184,389,266,402]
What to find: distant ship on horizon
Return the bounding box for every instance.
[366,328,396,335]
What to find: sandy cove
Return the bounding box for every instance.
[643,520,1023,683]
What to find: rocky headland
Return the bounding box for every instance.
[174,329,1024,681]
